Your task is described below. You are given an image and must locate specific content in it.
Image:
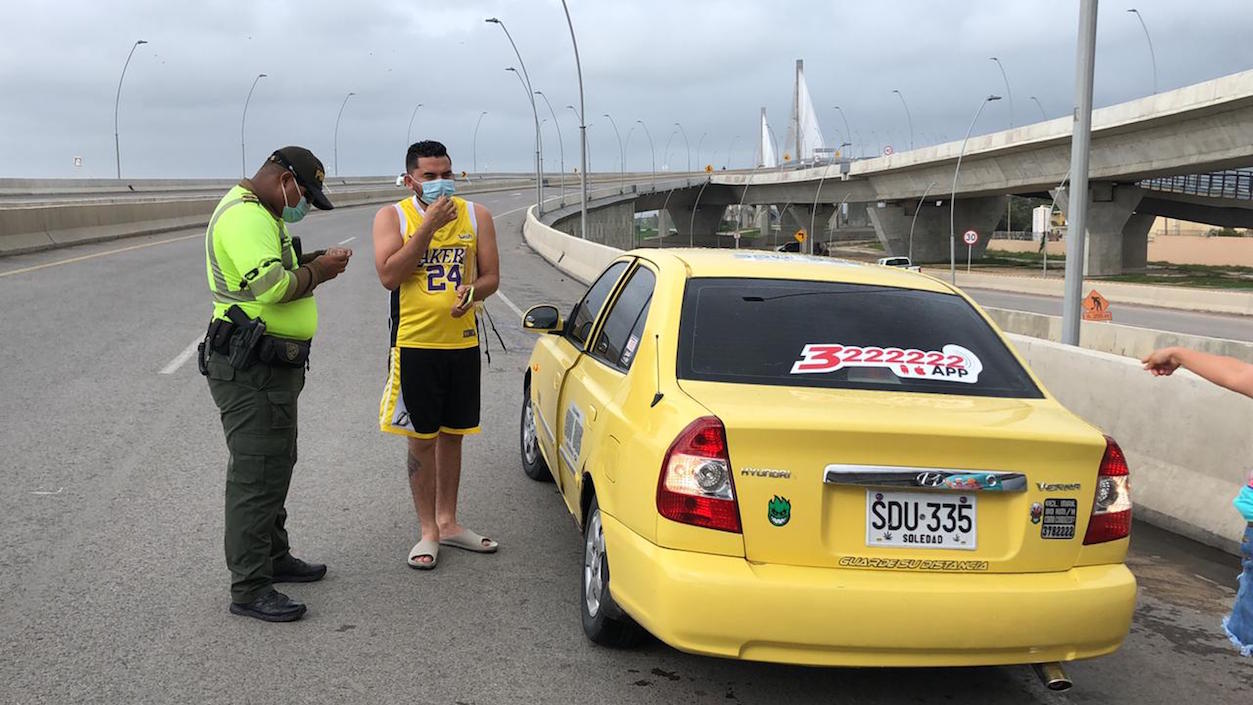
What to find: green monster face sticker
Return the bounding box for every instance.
[767,495,791,527]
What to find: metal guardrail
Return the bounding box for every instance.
[1139,169,1253,200]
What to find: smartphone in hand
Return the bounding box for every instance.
[458,285,475,309]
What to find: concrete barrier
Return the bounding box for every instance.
[952,269,1253,316]
[0,179,533,257]
[985,307,1253,361]
[523,205,619,285]
[1007,334,1251,554]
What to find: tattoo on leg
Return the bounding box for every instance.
[407,450,423,479]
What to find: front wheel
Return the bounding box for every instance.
[520,390,552,482]
[580,497,644,647]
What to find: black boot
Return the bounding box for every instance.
[229,589,307,622]
[273,555,327,583]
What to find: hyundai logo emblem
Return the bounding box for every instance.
[916,472,946,487]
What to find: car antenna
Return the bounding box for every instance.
[650,333,664,408]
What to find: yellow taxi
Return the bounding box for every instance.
[519,249,1135,678]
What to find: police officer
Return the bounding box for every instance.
[201,146,351,622]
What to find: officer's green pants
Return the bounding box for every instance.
[206,353,305,603]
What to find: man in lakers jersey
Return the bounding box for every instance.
[372,140,501,569]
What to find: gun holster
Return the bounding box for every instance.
[225,305,267,370]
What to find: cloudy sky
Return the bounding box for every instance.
[1,0,1249,179]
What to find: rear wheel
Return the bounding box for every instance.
[580,497,643,647]
[520,389,551,482]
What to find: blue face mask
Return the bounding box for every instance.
[280,176,310,223]
[418,178,456,204]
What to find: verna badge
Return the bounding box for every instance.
[767,496,791,527]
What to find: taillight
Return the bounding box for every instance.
[1083,436,1132,544]
[656,416,742,533]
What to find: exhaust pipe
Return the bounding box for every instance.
[1032,662,1073,692]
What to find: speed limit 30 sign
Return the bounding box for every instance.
[963,230,979,246]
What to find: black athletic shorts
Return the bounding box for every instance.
[379,346,481,439]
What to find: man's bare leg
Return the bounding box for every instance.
[434,432,465,537]
[407,436,439,565]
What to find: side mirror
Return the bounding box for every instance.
[523,304,563,333]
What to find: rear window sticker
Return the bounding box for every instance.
[789,343,984,384]
[1040,498,1077,539]
[732,253,858,266]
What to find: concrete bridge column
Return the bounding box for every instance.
[778,204,836,242]
[1054,184,1149,276]
[866,196,1003,263]
[554,199,636,250]
[665,203,727,247]
[657,209,672,243]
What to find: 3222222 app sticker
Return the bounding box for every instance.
[790,343,984,384]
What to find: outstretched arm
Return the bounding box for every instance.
[1142,346,1253,398]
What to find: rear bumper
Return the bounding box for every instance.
[602,513,1137,667]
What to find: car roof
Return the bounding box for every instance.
[627,248,956,294]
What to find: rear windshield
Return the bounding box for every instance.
[677,277,1042,398]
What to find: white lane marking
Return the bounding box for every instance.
[338,236,356,245]
[31,487,64,495]
[495,290,526,320]
[160,336,203,375]
[497,204,532,217]
[0,233,201,278]
[511,191,523,196]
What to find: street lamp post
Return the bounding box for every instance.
[891,90,914,151]
[725,135,739,169]
[990,57,1015,236]
[636,120,656,190]
[1127,8,1158,95]
[1030,96,1047,121]
[695,131,707,171]
[832,105,853,160]
[241,73,267,177]
[1063,0,1100,345]
[558,0,588,239]
[506,67,543,210]
[950,94,1002,284]
[989,57,1015,128]
[333,91,355,176]
[114,39,148,180]
[602,113,626,193]
[674,122,691,174]
[406,103,424,147]
[663,128,678,172]
[535,91,566,201]
[472,110,487,175]
[487,18,544,213]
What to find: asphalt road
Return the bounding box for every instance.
[1,190,1249,704]
[967,287,1253,342]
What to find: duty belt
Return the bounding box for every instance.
[202,307,310,370]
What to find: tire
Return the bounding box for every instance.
[580,497,644,648]
[520,388,552,482]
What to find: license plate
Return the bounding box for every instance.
[866,490,977,550]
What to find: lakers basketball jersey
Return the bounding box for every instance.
[390,195,479,349]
